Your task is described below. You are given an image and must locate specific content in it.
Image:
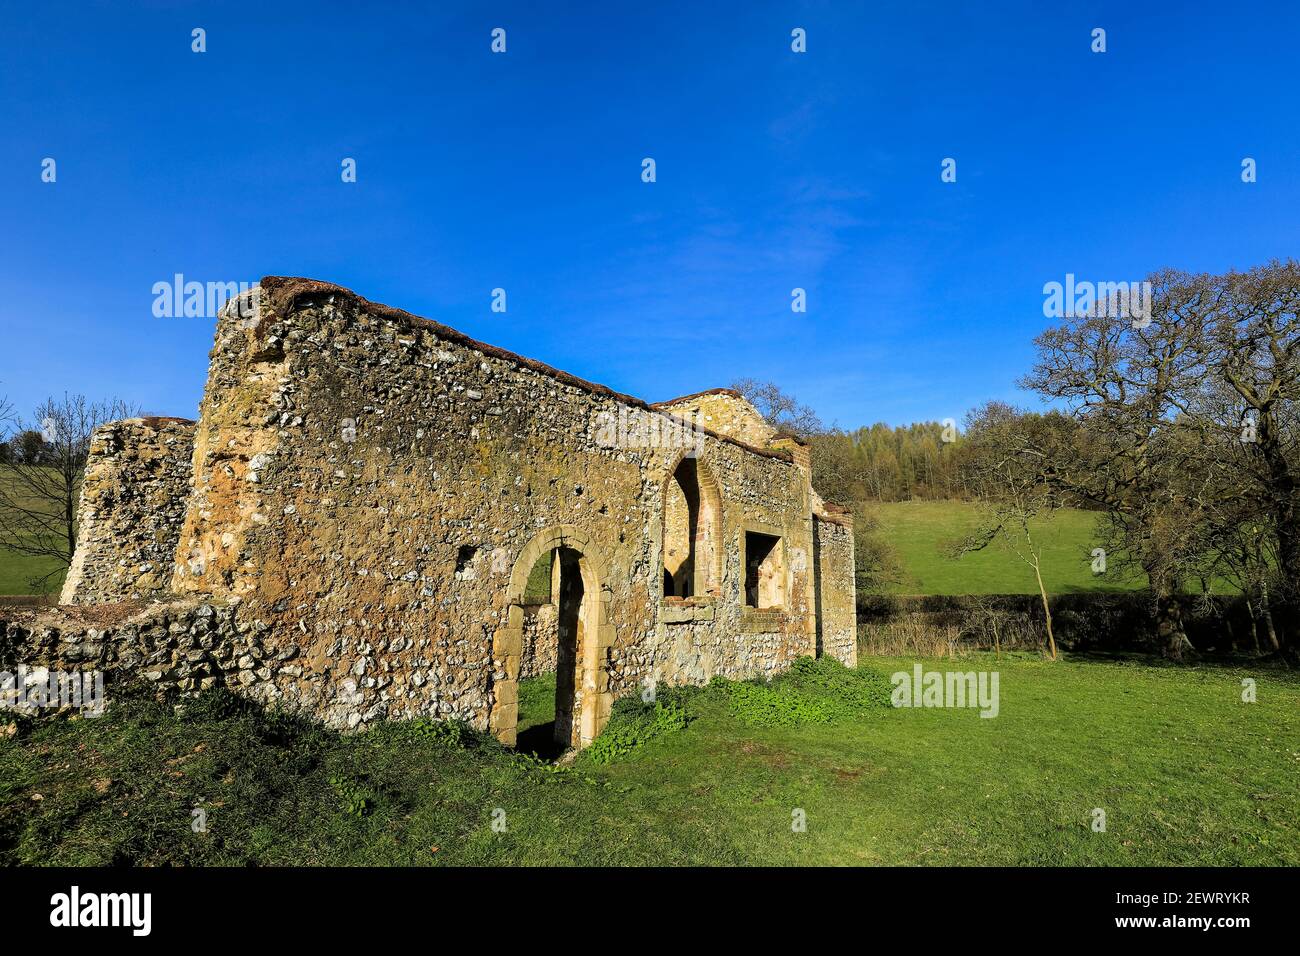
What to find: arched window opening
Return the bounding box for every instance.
[662,457,721,598]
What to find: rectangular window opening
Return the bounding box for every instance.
[744,531,784,609]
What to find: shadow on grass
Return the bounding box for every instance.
[1061,647,1297,672]
[1056,583,1145,594]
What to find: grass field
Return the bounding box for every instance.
[873,500,1146,595]
[0,467,69,595]
[0,547,64,596]
[4,654,1296,866]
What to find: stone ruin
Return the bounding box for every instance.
[4,277,856,748]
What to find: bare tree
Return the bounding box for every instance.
[951,402,1070,660]
[0,393,135,588]
[1206,260,1300,646]
[1017,261,1300,658]
[1207,517,1281,653]
[729,378,825,439]
[963,594,1007,658]
[1020,270,1229,659]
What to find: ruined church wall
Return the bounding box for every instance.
[59,418,195,605]
[814,515,857,666]
[166,280,817,733]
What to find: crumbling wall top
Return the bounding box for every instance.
[256,276,794,465]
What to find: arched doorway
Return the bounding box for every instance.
[492,526,614,751]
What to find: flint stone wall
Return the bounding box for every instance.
[59,418,196,605]
[519,603,559,679]
[0,601,290,704]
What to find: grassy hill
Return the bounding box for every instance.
[872,500,1145,595]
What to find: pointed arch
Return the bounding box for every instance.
[662,452,724,599]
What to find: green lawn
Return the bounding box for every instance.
[4,654,1296,866]
[0,547,64,596]
[874,500,1146,595]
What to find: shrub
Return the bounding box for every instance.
[580,698,691,766]
[714,655,893,727]
[398,716,477,748]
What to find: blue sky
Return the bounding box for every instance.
[1,1,1296,429]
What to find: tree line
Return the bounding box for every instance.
[809,423,968,502]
